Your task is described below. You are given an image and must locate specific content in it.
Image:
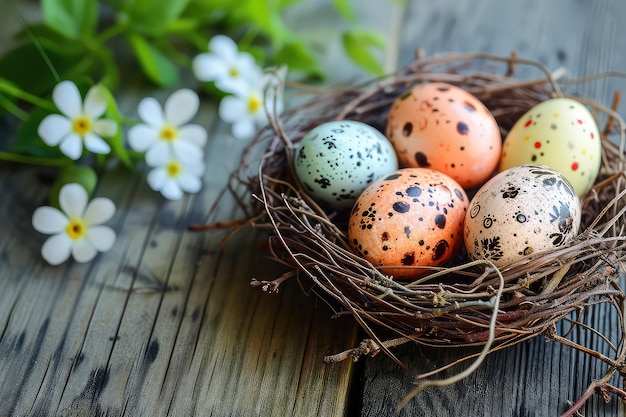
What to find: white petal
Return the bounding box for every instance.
[60,134,83,160]
[161,180,183,200]
[209,35,239,60]
[53,81,82,117]
[38,114,71,146]
[145,141,172,166]
[165,89,198,126]
[215,78,251,96]
[72,239,97,263]
[192,54,228,82]
[178,173,202,194]
[147,167,167,191]
[59,183,88,218]
[137,97,164,127]
[32,206,68,234]
[41,234,73,265]
[232,119,256,140]
[83,85,108,118]
[84,198,115,225]
[218,96,247,123]
[178,124,207,148]
[84,133,111,155]
[128,124,158,152]
[172,141,203,164]
[92,119,118,137]
[87,226,116,252]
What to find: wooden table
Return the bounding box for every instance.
[1,1,626,416]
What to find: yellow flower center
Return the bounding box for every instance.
[248,94,261,114]
[66,219,86,240]
[229,67,239,77]
[166,161,182,178]
[159,125,178,142]
[72,116,92,135]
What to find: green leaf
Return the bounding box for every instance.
[126,33,179,87]
[341,29,385,76]
[49,165,98,207]
[124,0,192,34]
[42,0,98,39]
[0,36,89,96]
[97,84,131,167]
[332,0,357,22]
[274,41,324,80]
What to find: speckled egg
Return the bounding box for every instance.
[464,165,581,268]
[294,120,399,209]
[500,98,602,197]
[348,168,469,279]
[385,82,501,189]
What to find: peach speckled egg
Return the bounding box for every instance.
[500,98,602,197]
[385,82,501,189]
[464,164,581,268]
[348,168,469,279]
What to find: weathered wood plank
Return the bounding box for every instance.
[0,97,356,417]
[359,0,626,416]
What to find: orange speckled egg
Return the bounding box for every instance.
[348,168,469,279]
[385,82,501,189]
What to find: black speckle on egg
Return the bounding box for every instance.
[418,239,425,246]
[463,101,477,112]
[392,202,410,213]
[401,252,415,265]
[403,122,413,136]
[385,173,402,180]
[404,226,411,238]
[516,214,527,223]
[432,240,449,261]
[406,186,422,197]
[415,152,430,167]
[454,189,464,201]
[381,232,390,241]
[457,121,469,135]
[434,214,446,229]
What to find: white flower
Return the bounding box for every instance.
[146,150,205,200]
[192,35,262,95]
[32,183,116,265]
[218,69,285,140]
[128,89,207,165]
[38,81,117,160]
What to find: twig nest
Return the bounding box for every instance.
[232,52,626,381]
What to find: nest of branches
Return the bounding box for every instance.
[207,51,626,413]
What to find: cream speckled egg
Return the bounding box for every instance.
[500,98,601,197]
[464,165,581,268]
[385,82,501,189]
[295,120,399,209]
[348,168,469,279]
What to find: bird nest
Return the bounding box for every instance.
[200,51,626,414]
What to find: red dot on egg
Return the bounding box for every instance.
[534,141,542,149]
[572,162,579,171]
[590,132,595,139]
[577,119,583,125]
[524,119,532,128]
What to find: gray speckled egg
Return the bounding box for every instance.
[464,164,581,268]
[294,120,399,209]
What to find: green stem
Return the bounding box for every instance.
[96,22,128,45]
[0,81,56,111]
[0,151,69,167]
